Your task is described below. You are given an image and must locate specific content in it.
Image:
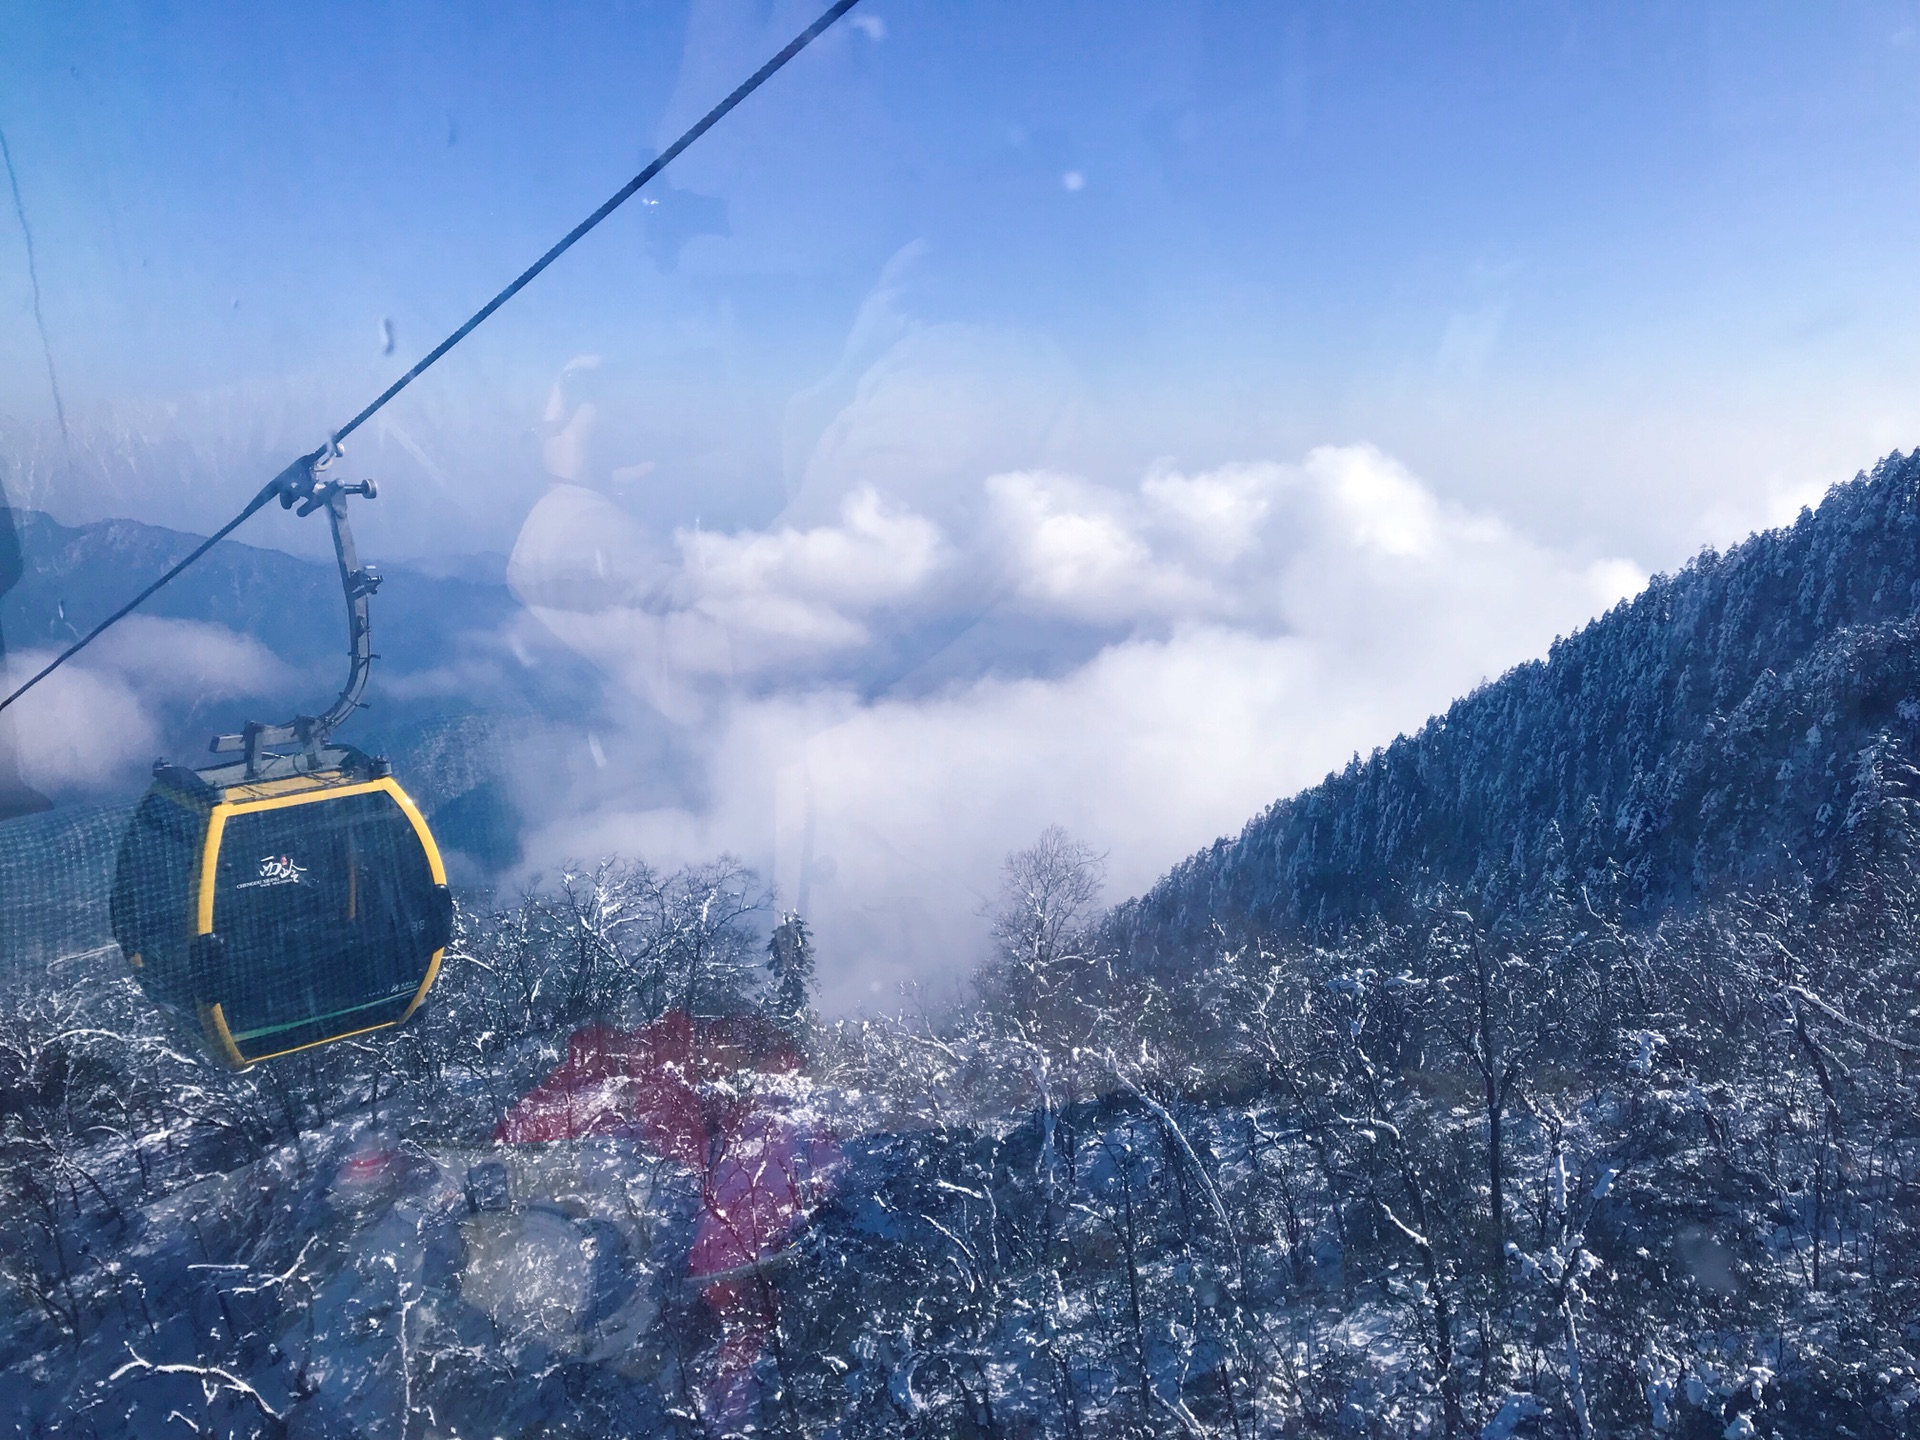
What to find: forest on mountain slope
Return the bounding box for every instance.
[8,460,1920,1437]
[9,829,1920,1437]
[1113,450,1920,970]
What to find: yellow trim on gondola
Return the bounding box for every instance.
[399,949,444,1025]
[201,1002,251,1069]
[217,770,381,805]
[383,778,450,1024]
[195,778,402,937]
[209,998,403,1066]
[236,1018,402,1064]
[383,780,449,886]
[197,808,228,935]
[190,772,450,1067]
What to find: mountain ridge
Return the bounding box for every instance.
[1110,449,1920,966]
[0,507,519,676]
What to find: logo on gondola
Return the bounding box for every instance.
[238,854,307,889]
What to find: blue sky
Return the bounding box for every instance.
[10,2,1920,996]
[7,1,1920,560]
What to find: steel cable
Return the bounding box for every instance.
[0,0,861,717]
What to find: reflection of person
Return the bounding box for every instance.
[507,357,704,720]
[495,1012,842,1427]
[507,478,700,721]
[0,481,50,820]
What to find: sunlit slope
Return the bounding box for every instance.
[1113,450,1920,966]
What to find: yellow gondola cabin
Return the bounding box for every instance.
[112,750,453,1067]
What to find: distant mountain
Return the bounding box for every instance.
[0,509,607,963]
[1112,449,1920,966]
[2,509,519,678]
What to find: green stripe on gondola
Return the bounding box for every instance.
[230,989,409,1042]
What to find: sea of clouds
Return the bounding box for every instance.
[0,257,1647,1009]
[501,272,1644,1008]
[6,615,297,795]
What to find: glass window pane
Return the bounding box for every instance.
[211,789,436,1049]
[111,788,205,1010]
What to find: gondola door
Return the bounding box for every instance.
[195,777,452,1065]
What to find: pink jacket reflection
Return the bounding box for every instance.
[495,1010,839,1420]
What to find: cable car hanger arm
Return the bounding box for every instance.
[0,0,862,723]
[205,446,379,771]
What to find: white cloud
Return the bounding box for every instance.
[511,441,1643,1010]
[494,251,1644,1009]
[988,470,1206,624]
[981,444,1617,639]
[774,452,1634,1007]
[9,663,157,793]
[5,617,293,791]
[1139,463,1278,565]
[509,482,950,719]
[680,486,945,642]
[1313,445,1444,557]
[84,615,297,703]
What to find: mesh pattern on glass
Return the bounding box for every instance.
[110,788,208,1010]
[0,802,132,966]
[89,780,451,1063]
[204,789,442,1057]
